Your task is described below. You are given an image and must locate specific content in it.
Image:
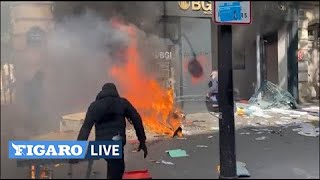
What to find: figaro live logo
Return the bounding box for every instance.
[178,1,212,15]
[8,140,123,159]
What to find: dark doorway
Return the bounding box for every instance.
[262,32,279,85]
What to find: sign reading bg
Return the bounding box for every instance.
[8,140,123,159]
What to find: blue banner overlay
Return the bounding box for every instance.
[9,141,123,159]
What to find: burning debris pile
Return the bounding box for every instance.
[109,19,183,138]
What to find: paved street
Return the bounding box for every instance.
[1,104,319,179]
[15,126,318,179]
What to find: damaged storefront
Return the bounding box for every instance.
[6,1,306,117]
[160,1,301,113]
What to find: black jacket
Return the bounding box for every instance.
[77,83,146,145]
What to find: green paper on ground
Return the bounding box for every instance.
[166,149,189,158]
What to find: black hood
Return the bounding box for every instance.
[96,83,120,100]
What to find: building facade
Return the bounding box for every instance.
[297,1,319,102]
[2,1,318,113]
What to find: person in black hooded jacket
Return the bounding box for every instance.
[73,83,148,179]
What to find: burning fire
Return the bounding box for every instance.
[109,19,182,137]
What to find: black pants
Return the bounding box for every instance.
[105,150,125,179]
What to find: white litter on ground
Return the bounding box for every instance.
[301,106,319,112]
[280,117,292,120]
[290,114,301,118]
[196,145,208,148]
[255,136,267,141]
[240,132,251,135]
[271,108,308,116]
[252,111,272,118]
[210,127,219,131]
[292,123,319,137]
[156,160,175,165]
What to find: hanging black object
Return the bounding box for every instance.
[182,34,204,78]
[26,26,45,47]
[188,56,203,78]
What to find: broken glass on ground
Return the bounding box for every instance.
[248,81,298,110]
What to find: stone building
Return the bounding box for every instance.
[297,1,319,102]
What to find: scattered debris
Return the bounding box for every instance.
[210,127,219,131]
[256,132,263,134]
[290,114,301,118]
[236,107,247,116]
[255,136,267,141]
[248,81,297,110]
[166,149,189,158]
[236,161,251,177]
[260,128,273,132]
[256,121,269,126]
[208,136,214,139]
[270,129,283,136]
[252,111,272,118]
[275,119,304,127]
[251,129,260,132]
[307,115,319,120]
[271,108,308,116]
[239,132,251,135]
[301,106,319,112]
[192,120,206,123]
[280,117,292,120]
[182,131,190,136]
[292,123,319,137]
[196,145,208,148]
[155,160,175,165]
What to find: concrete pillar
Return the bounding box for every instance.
[278,25,288,90]
[297,9,311,102]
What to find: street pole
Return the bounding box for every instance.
[217,25,237,179]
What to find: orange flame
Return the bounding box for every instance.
[109,20,182,137]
